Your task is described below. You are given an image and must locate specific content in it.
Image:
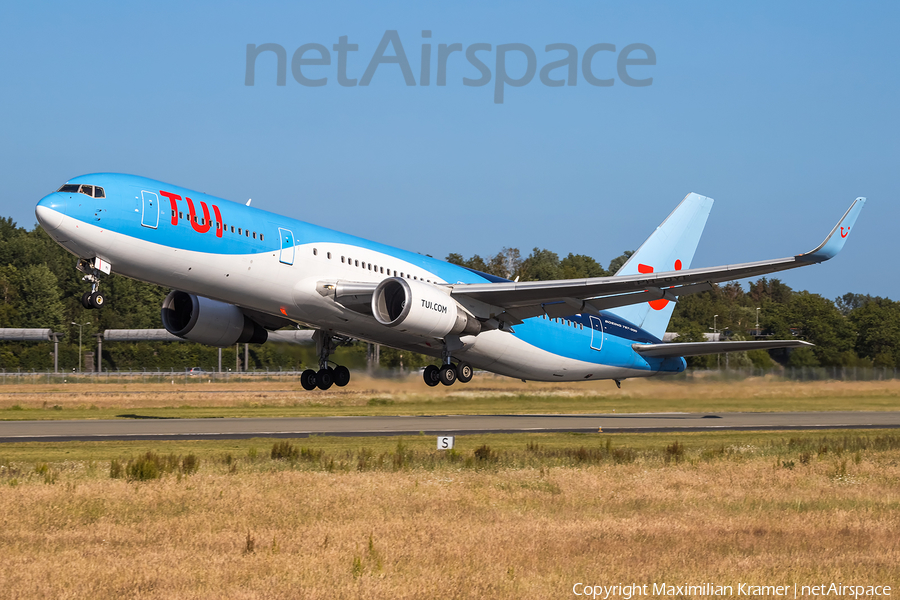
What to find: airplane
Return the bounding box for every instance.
[34,174,865,389]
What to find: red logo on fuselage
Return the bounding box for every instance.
[840,227,849,238]
[160,190,223,238]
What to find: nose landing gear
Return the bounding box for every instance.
[76,258,107,310]
[81,290,105,310]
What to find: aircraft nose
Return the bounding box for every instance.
[35,193,66,231]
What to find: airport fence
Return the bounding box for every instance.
[673,366,899,382]
[0,366,896,385]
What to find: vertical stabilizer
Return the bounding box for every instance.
[608,193,714,340]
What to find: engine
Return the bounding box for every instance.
[372,277,480,339]
[161,291,268,347]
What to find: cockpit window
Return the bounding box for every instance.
[56,184,106,198]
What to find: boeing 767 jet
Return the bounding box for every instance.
[34,174,864,389]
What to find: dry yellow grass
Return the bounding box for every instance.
[0,443,897,599]
[0,376,898,416]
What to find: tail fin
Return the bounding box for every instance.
[608,192,714,340]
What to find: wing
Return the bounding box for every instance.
[448,197,865,326]
[633,339,813,358]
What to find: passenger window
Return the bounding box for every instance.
[355,260,359,267]
[380,267,384,274]
[245,229,249,237]
[230,226,234,233]
[179,212,183,219]
[238,228,242,235]
[368,264,372,271]
[313,248,318,256]
[341,256,345,263]
[253,232,257,239]
[327,252,331,259]
[260,234,264,241]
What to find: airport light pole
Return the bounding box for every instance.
[710,314,719,369]
[72,321,90,372]
[755,308,761,335]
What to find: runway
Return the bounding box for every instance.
[1,411,899,442]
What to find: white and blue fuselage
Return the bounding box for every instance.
[35,173,683,382]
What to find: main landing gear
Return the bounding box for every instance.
[423,336,474,387]
[300,331,352,391]
[76,258,106,309]
[422,361,474,387]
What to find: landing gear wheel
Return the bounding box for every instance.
[300,369,317,391]
[456,362,473,383]
[438,364,457,386]
[89,291,104,309]
[81,291,93,309]
[316,367,334,390]
[333,365,351,387]
[423,365,440,387]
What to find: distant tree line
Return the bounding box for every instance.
[0,217,897,372]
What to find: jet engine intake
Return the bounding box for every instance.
[372,277,480,339]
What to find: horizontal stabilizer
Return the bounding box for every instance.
[632,339,813,358]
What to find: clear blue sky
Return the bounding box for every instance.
[2,1,896,300]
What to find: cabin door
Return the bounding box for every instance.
[589,316,604,351]
[140,191,159,228]
[278,228,295,265]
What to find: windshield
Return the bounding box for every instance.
[57,184,105,198]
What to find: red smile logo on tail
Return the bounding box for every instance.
[639,260,682,310]
[840,227,849,238]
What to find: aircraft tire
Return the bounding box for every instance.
[456,362,473,383]
[438,364,457,386]
[89,292,105,309]
[334,365,350,387]
[316,368,334,390]
[81,291,93,309]
[423,365,440,387]
[300,369,317,391]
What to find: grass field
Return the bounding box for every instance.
[0,375,898,420]
[0,378,898,598]
[0,429,898,599]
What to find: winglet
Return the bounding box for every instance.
[800,197,866,262]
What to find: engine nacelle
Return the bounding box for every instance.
[372,277,480,339]
[161,291,267,347]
